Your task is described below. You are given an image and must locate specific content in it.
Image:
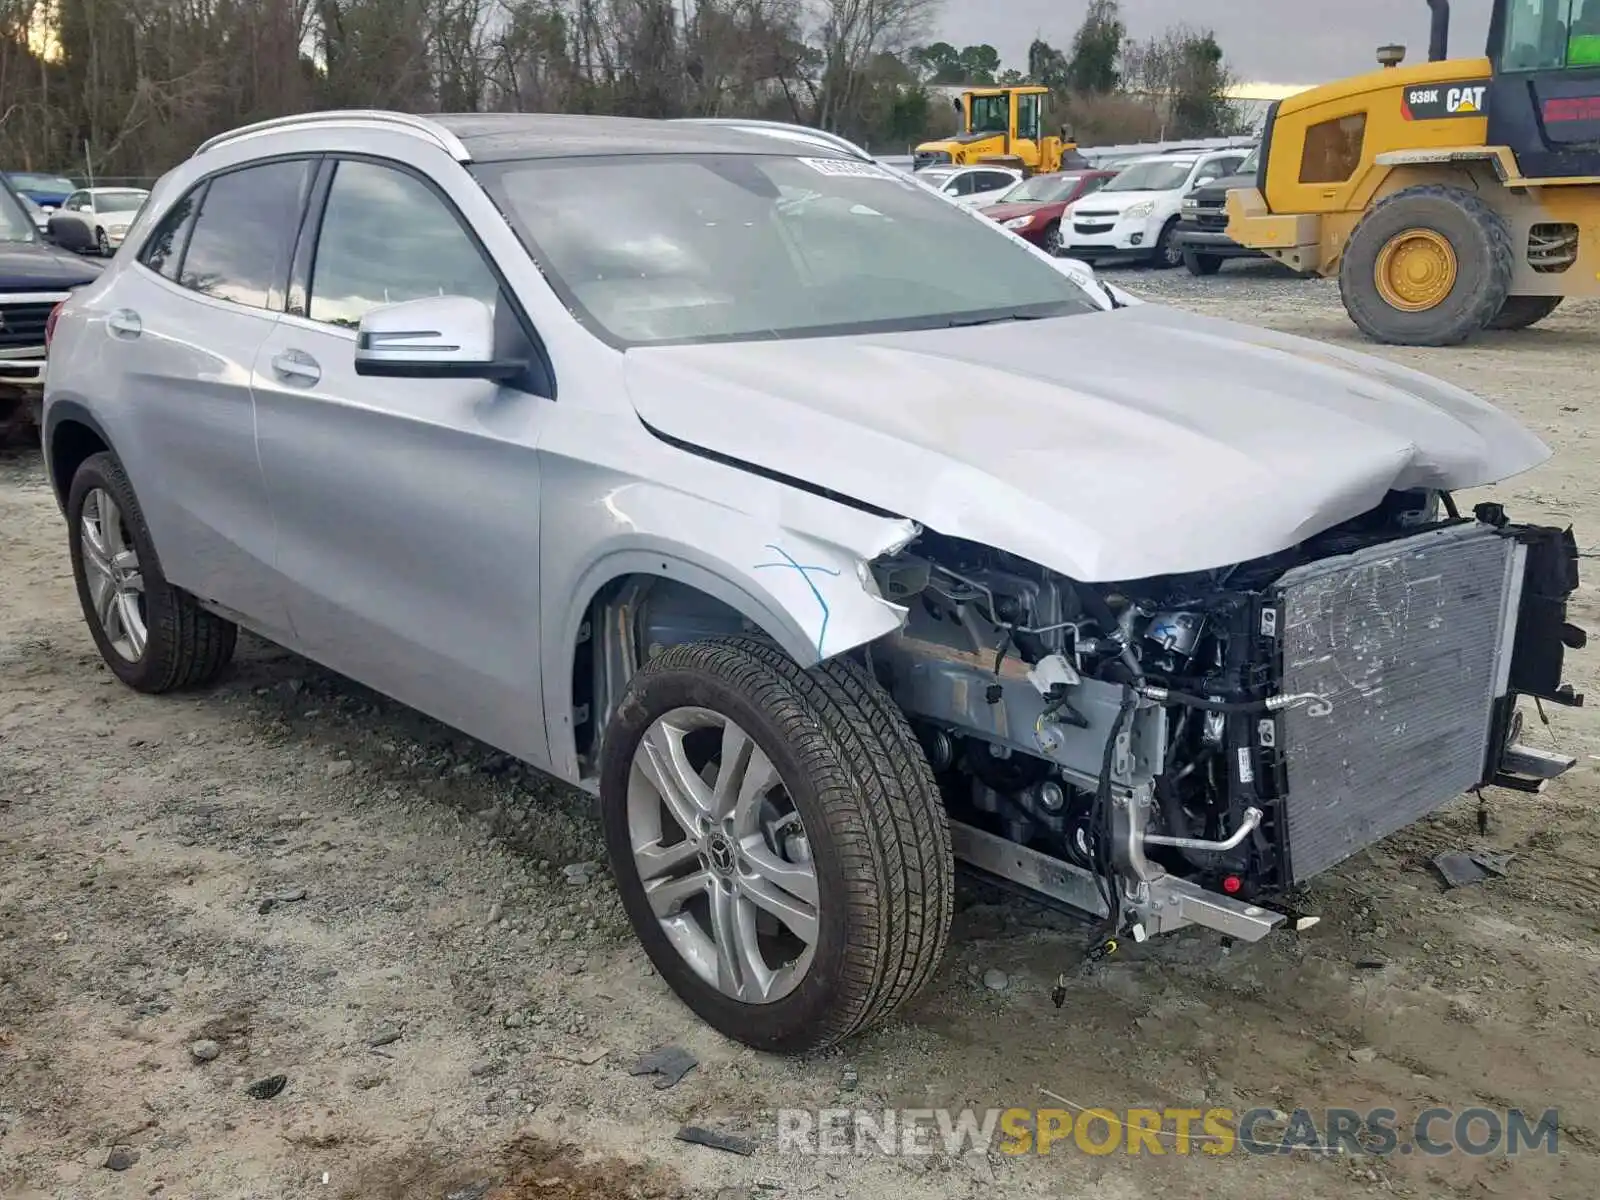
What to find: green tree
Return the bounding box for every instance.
[1066,0,1123,94]
[1026,38,1069,88]
[912,41,1000,85]
[956,44,1000,84]
[911,41,963,83]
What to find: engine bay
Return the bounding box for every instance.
[864,488,1584,936]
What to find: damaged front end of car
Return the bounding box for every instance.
[859,490,1585,944]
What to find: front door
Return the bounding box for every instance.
[251,156,554,764]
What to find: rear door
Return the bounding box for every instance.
[251,155,554,763]
[103,158,316,630]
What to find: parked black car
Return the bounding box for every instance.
[1173,148,1262,276]
[0,172,102,440]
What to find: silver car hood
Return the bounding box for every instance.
[623,303,1550,581]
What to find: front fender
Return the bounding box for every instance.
[539,466,916,781]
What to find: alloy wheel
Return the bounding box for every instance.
[79,487,147,661]
[626,706,819,1003]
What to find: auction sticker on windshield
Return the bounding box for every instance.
[798,158,899,179]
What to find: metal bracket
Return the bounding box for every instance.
[948,817,1286,943]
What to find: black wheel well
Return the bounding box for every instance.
[570,573,765,775]
[48,418,109,508]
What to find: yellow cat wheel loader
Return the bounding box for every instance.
[913,86,1089,175]
[1226,0,1600,345]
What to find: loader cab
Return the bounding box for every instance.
[1487,0,1600,178]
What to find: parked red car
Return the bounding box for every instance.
[979,170,1118,255]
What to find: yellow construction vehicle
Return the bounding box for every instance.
[913,86,1088,175]
[1226,0,1600,345]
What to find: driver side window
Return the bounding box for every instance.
[308,160,500,330]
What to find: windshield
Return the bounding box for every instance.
[0,184,38,242]
[917,167,956,186]
[9,173,74,193]
[998,175,1079,204]
[475,153,1098,347]
[94,191,147,214]
[1104,160,1195,193]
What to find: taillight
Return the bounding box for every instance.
[44,300,64,348]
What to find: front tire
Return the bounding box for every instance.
[96,227,111,256]
[1338,184,1513,346]
[1153,218,1183,269]
[1041,220,1063,256]
[600,636,953,1053]
[67,452,237,692]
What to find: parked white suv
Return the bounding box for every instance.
[912,164,1023,208]
[1065,150,1249,267]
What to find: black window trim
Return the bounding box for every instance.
[293,151,555,400]
[136,152,322,311]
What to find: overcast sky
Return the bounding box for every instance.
[936,0,1494,85]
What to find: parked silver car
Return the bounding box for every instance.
[43,111,1585,1053]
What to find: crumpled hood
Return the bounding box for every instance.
[623,303,1550,582]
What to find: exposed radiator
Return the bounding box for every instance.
[1273,524,1526,883]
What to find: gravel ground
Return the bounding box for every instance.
[3,268,1599,1200]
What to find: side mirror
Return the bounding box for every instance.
[1195,175,1216,187]
[353,294,524,382]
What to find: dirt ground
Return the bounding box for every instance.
[3,267,1599,1200]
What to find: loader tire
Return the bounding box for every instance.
[1339,184,1513,347]
[1488,294,1563,331]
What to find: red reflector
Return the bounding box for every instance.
[44,300,64,348]
[1222,875,1243,895]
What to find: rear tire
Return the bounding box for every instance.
[66,451,237,693]
[1488,294,1563,330]
[1338,184,1513,346]
[600,636,953,1053]
[1183,251,1223,276]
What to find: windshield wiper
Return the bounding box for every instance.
[945,311,1050,328]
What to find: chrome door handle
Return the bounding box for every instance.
[271,349,321,385]
[107,309,141,338]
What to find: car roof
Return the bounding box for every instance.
[428,112,857,164]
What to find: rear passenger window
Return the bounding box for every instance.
[307,160,499,329]
[139,188,203,281]
[178,160,314,310]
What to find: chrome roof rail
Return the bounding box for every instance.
[670,118,874,162]
[193,110,471,162]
